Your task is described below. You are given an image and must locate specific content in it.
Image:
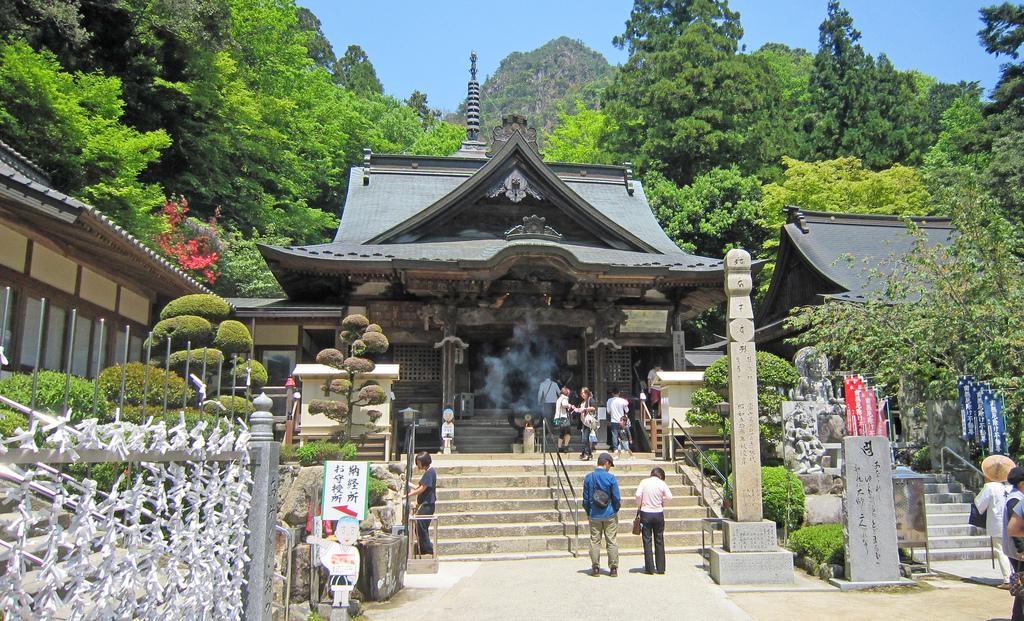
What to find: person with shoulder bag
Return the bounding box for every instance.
[976,455,1016,587]
[1002,467,1024,620]
[635,467,673,574]
[583,453,621,577]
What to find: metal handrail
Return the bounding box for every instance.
[636,400,656,452]
[541,420,580,557]
[273,523,293,620]
[669,419,726,517]
[939,446,984,489]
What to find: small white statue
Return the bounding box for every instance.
[441,407,455,454]
[785,406,825,474]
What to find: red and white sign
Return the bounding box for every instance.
[319,541,360,577]
[322,461,369,521]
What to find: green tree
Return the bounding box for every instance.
[0,41,170,236]
[406,90,440,127]
[542,100,620,164]
[407,121,465,156]
[332,44,383,96]
[213,228,289,298]
[604,0,785,185]
[787,192,1024,453]
[295,6,336,70]
[645,167,771,258]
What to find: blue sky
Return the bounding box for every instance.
[297,0,1006,111]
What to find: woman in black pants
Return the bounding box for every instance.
[406,451,437,556]
[634,467,673,574]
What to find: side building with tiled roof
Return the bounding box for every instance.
[0,138,208,379]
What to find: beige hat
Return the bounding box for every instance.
[982,455,1016,482]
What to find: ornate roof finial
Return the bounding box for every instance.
[457,50,488,158]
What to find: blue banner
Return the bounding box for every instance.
[958,376,970,439]
[966,380,979,440]
[976,383,990,446]
[994,393,1007,455]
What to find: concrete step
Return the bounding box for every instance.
[926,512,972,525]
[438,473,689,488]
[924,482,964,494]
[437,531,703,555]
[440,545,700,562]
[437,517,705,540]
[928,524,987,537]
[430,463,671,475]
[926,492,973,504]
[436,496,701,515]
[927,535,993,550]
[914,546,994,562]
[926,502,972,514]
[435,484,696,501]
[433,505,707,525]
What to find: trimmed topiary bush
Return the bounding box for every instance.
[231,359,268,390]
[148,315,212,350]
[789,523,844,566]
[762,466,806,531]
[295,440,357,466]
[98,363,190,407]
[0,370,112,422]
[160,294,231,322]
[168,348,224,372]
[213,320,253,355]
[202,395,254,417]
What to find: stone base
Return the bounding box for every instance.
[722,520,777,552]
[828,577,915,591]
[708,547,795,585]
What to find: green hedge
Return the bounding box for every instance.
[148,315,212,350]
[231,359,268,390]
[789,523,845,566]
[203,395,255,417]
[99,362,190,407]
[160,294,231,322]
[0,410,28,437]
[168,348,224,371]
[295,441,357,466]
[0,370,111,422]
[727,465,805,531]
[213,320,253,355]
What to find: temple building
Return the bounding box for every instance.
[233,55,728,448]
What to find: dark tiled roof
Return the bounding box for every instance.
[782,208,955,299]
[0,142,210,295]
[0,138,50,185]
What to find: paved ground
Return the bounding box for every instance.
[362,554,1014,621]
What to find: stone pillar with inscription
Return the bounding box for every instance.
[832,435,912,589]
[708,249,794,585]
[245,393,281,620]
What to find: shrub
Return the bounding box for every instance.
[0,371,111,422]
[160,294,231,322]
[213,320,253,355]
[343,357,374,374]
[726,466,806,531]
[65,462,130,493]
[361,331,389,354]
[0,410,28,437]
[309,399,348,420]
[232,359,268,390]
[341,314,369,332]
[203,395,254,417]
[279,443,297,462]
[369,476,388,505]
[762,466,806,531]
[168,348,224,372]
[357,384,386,405]
[316,348,345,368]
[295,441,357,466]
[98,363,190,407]
[117,405,205,424]
[911,445,931,472]
[148,315,212,349]
[789,523,845,566]
[699,449,728,477]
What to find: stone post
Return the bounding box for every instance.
[708,249,793,585]
[244,393,281,620]
[724,249,762,523]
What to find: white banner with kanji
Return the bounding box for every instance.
[322,461,369,521]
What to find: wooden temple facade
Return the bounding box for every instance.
[236,58,729,443]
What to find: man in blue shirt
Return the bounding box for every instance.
[583,452,621,576]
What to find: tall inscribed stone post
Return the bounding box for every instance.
[724,249,762,523]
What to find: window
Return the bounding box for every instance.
[19,297,42,367]
[71,315,93,376]
[43,305,67,370]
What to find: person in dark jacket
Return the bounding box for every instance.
[583,452,621,576]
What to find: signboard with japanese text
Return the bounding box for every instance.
[322,461,369,521]
[319,541,360,577]
[618,308,669,334]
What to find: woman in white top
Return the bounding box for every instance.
[976,455,1017,585]
[553,386,573,453]
[635,467,673,574]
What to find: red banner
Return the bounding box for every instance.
[844,376,865,435]
[861,389,878,436]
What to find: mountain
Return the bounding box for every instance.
[453,37,615,140]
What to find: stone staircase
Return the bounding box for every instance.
[427,457,706,561]
[917,474,993,562]
[454,409,586,454]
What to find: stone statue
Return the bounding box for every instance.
[441,407,455,455]
[793,346,846,444]
[784,404,825,474]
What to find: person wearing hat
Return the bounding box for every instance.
[583,452,621,576]
[1003,466,1024,620]
[976,455,1016,586]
